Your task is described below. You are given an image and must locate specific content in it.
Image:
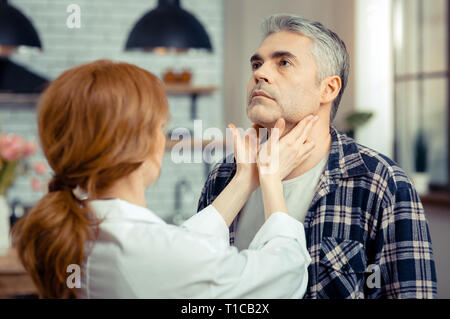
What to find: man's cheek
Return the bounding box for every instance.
[283,110,303,123]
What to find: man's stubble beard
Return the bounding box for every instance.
[247,97,296,126]
[247,106,279,128]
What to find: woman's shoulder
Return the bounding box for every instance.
[89,198,165,225]
[88,199,201,252]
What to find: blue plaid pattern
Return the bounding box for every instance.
[197,126,437,298]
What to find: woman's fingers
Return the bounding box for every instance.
[246,128,259,157]
[286,115,313,141]
[230,124,260,164]
[262,118,284,158]
[285,114,317,142]
[244,131,254,163]
[228,124,241,162]
[301,142,315,162]
[273,118,286,139]
[299,141,315,157]
[251,123,263,140]
[297,116,318,145]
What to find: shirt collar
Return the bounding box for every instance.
[326,125,370,180]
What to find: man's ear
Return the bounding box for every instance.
[320,76,341,105]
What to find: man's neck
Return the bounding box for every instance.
[284,124,331,180]
[268,113,332,181]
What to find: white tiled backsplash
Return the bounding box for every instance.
[0,0,224,222]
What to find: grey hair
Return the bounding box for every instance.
[262,14,350,122]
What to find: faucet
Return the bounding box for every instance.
[173,179,192,224]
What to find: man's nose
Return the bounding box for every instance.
[253,65,272,84]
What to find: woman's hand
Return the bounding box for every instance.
[228,123,260,192]
[257,115,318,181]
[211,124,262,226]
[256,115,318,219]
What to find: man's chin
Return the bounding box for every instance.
[247,105,281,128]
[250,118,297,139]
[253,119,276,129]
[249,115,281,129]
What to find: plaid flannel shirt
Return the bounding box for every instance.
[197,126,437,299]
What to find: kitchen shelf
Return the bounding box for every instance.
[0,85,218,121]
[164,84,217,95]
[0,93,40,105]
[164,84,218,120]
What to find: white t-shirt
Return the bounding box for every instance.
[78,198,311,298]
[235,153,329,251]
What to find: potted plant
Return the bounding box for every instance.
[410,129,430,195]
[0,133,40,256]
[345,111,374,139]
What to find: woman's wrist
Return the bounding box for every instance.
[259,172,282,185]
[259,174,283,193]
[212,171,257,227]
[233,170,259,193]
[259,176,287,219]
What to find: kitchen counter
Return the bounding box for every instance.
[0,248,37,298]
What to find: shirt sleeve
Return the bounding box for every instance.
[118,210,311,299]
[180,205,230,247]
[249,212,309,252]
[374,186,437,299]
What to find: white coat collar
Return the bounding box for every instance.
[89,198,166,225]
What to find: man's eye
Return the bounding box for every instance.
[280,60,292,67]
[251,62,261,70]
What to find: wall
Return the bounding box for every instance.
[0,0,224,222]
[224,0,355,131]
[354,0,394,158]
[425,205,450,298]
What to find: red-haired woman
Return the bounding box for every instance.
[12,60,317,298]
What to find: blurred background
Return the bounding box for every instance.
[0,0,448,298]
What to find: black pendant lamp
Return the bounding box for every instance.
[125,0,212,53]
[0,0,42,55]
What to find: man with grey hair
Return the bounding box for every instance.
[198,14,437,298]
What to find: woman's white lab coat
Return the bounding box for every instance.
[78,198,311,298]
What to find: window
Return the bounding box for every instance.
[393,0,449,188]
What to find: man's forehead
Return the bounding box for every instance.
[255,31,313,58]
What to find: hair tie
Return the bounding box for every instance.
[48,176,77,193]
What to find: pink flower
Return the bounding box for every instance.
[0,134,14,160]
[1,146,14,161]
[0,134,36,161]
[1,140,23,162]
[30,178,43,192]
[24,141,37,156]
[33,162,48,175]
[0,134,9,149]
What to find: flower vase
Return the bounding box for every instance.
[0,195,10,256]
